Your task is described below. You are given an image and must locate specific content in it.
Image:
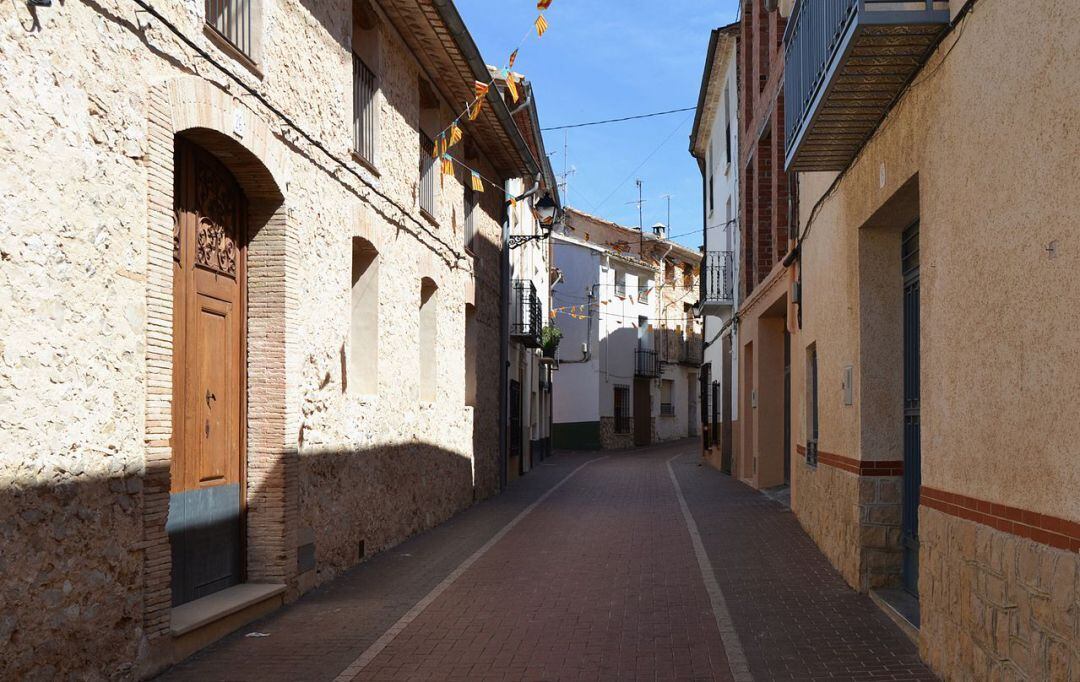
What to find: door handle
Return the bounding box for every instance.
[206,390,216,407]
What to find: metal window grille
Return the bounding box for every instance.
[463,186,476,251]
[510,280,542,347]
[206,0,253,58]
[353,54,377,164]
[638,284,649,303]
[419,133,435,217]
[613,386,630,434]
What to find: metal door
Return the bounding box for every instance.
[901,221,921,596]
[169,138,246,606]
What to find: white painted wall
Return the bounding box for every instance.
[551,238,601,425]
[702,35,741,426]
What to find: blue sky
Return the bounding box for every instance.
[458,0,739,250]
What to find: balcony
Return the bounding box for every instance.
[635,348,660,378]
[700,251,734,309]
[682,333,703,366]
[784,0,950,172]
[510,280,542,348]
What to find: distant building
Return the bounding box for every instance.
[550,209,701,450]
[690,21,740,474]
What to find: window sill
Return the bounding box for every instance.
[351,150,380,177]
[419,208,438,228]
[203,24,263,80]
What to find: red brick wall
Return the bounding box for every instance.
[739,0,790,298]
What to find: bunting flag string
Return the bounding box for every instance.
[421,2,555,205]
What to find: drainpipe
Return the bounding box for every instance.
[499,198,510,492]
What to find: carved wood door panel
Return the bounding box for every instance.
[168,137,246,607]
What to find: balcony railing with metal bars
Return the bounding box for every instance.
[353,54,377,165]
[635,348,660,378]
[783,0,949,172]
[206,0,253,58]
[701,250,734,307]
[511,280,543,348]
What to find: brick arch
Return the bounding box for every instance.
[141,77,298,665]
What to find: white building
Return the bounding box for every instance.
[690,22,740,472]
[550,209,701,450]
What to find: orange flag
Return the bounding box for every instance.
[431,136,440,159]
[441,156,454,177]
[538,0,553,8]
[471,171,485,192]
[469,98,484,121]
[475,80,489,99]
[449,122,463,148]
[508,49,519,69]
[535,14,549,37]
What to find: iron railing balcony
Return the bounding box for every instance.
[510,280,543,348]
[700,250,734,309]
[635,348,661,378]
[783,0,950,172]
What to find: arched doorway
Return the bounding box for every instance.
[168,137,247,606]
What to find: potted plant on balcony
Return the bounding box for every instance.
[540,324,563,359]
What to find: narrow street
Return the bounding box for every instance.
[161,441,931,681]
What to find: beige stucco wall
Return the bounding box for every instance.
[794,0,1080,520]
[0,0,509,677]
[790,0,1080,676]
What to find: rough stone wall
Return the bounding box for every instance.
[793,461,904,592]
[920,508,1080,679]
[599,417,634,450]
[793,461,862,588]
[0,0,511,677]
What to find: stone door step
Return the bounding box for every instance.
[171,583,287,663]
[870,587,920,645]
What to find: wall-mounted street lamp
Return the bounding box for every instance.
[508,191,561,249]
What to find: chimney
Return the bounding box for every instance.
[652,222,667,239]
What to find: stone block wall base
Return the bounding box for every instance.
[919,507,1080,680]
[793,460,903,592]
[599,417,635,450]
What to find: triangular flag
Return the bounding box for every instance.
[440,135,448,156]
[505,73,519,103]
[431,136,440,159]
[535,14,549,37]
[471,171,484,192]
[441,156,455,177]
[448,122,463,148]
[468,98,484,121]
[538,0,553,8]
[508,49,519,69]
[475,81,489,99]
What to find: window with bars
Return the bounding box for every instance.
[463,185,476,251]
[206,0,255,59]
[419,133,436,218]
[353,54,377,165]
[660,379,675,417]
[613,386,630,434]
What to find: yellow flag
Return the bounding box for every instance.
[431,137,439,159]
[538,0,553,8]
[475,81,489,99]
[471,171,484,192]
[508,49,519,69]
[469,98,484,121]
[449,122,463,148]
[506,74,519,103]
[441,156,454,177]
[535,14,549,37]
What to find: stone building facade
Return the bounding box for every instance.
[0,0,539,677]
[781,0,1080,678]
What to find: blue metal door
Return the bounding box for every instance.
[901,221,921,596]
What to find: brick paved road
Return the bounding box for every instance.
[161,441,934,681]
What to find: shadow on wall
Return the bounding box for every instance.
[0,442,478,680]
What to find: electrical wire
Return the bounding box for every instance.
[594,112,695,212]
[541,107,697,131]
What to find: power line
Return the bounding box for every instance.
[541,107,696,131]
[594,112,695,212]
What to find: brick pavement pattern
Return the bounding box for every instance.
[162,441,936,681]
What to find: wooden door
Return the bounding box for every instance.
[633,378,651,446]
[168,138,246,607]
